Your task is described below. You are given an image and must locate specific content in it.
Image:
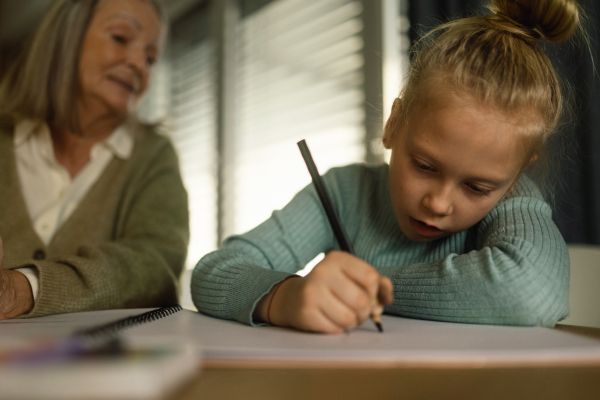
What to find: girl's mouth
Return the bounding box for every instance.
[409,217,444,237]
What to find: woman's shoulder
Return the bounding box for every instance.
[129,122,172,146]
[0,116,14,136]
[128,121,179,160]
[0,117,15,154]
[116,122,182,181]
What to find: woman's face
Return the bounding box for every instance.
[383,94,527,242]
[78,0,163,118]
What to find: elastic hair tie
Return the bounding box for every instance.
[496,13,529,30]
[495,13,528,30]
[493,13,541,42]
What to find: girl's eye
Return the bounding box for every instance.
[412,160,433,172]
[466,183,491,196]
[147,56,156,66]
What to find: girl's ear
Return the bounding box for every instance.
[383,98,403,149]
[529,154,539,164]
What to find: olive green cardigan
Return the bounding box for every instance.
[0,122,189,318]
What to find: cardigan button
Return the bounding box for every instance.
[33,249,46,261]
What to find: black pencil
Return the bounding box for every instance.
[297,139,383,333]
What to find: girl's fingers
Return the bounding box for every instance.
[319,289,361,330]
[329,276,372,323]
[297,252,394,333]
[339,259,381,299]
[299,301,351,333]
[378,276,394,304]
[306,311,346,334]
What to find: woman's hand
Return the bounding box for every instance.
[0,237,34,320]
[256,251,394,333]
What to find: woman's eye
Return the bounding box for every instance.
[112,35,127,44]
[466,183,491,196]
[147,57,156,66]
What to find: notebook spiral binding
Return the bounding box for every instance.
[73,305,183,339]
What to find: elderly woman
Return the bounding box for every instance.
[0,0,189,319]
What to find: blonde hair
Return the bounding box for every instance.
[394,0,580,185]
[0,0,166,133]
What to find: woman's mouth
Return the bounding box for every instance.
[108,76,136,93]
[409,217,444,237]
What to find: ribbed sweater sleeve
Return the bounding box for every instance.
[191,164,569,328]
[191,177,338,325]
[380,194,569,327]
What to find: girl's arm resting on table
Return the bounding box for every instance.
[192,241,297,326]
[193,245,393,332]
[192,176,346,326]
[380,196,569,327]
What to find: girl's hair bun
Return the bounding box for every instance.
[488,0,579,43]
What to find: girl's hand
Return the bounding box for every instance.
[256,251,393,333]
[0,237,34,320]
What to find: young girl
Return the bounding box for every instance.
[191,0,579,333]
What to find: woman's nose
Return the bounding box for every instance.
[127,47,149,74]
[422,185,453,216]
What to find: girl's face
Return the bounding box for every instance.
[383,96,526,242]
[78,0,164,118]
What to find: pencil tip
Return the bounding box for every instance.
[376,322,383,333]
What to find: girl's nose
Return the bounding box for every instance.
[422,186,453,216]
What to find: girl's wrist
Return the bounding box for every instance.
[263,276,299,326]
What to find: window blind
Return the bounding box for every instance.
[139,0,409,269]
[225,0,367,238]
[167,5,218,267]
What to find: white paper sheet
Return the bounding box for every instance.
[3,308,600,368]
[144,311,600,367]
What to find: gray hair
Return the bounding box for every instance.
[0,0,166,132]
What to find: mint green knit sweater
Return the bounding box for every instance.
[191,164,569,327]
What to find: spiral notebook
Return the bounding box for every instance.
[0,306,198,400]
